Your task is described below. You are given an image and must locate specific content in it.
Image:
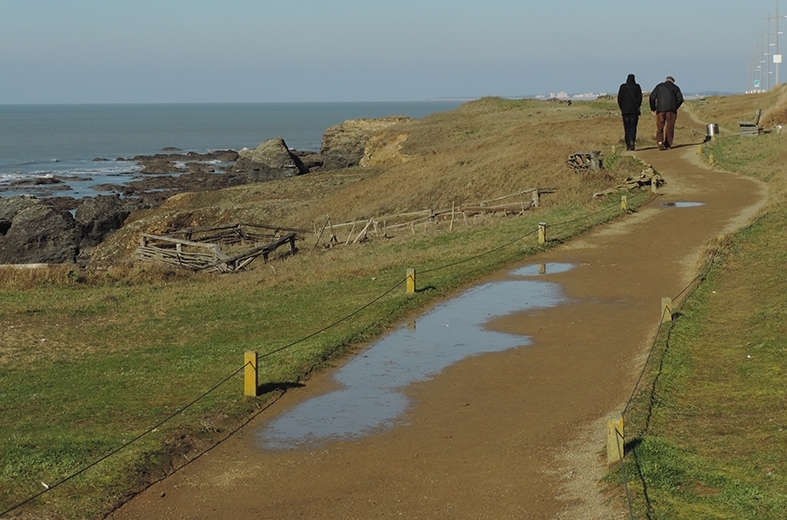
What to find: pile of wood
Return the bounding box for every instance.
[135,223,303,272]
[593,166,665,198]
[567,151,603,173]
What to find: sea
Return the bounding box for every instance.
[0,101,464,199]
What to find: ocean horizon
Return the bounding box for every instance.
[0,101,464,199]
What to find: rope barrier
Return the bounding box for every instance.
[3,190,649,516]
[1,363,249,517]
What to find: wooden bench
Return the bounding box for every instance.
[738,108,762,136]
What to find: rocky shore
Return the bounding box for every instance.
[0,116,412,265]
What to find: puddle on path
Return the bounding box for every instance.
[662,201,705,208]
[257,263,576,450]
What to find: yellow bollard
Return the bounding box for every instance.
[244,351,258,397]
[620,195,628,212]
[661,297,673,322]
[697,145,703,155]
[709,154,715,166]
[538,222,547,244]
[607,417,625,464]
[406,268,416,294]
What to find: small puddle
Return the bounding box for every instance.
[257,264,576,450]
[662,201,705,208]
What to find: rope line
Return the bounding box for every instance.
[4,193,646,515]
[258,278,406,360]
[1,363,248,517]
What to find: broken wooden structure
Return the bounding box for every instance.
[314,187,557,248]
[593,166,665,198]
[135,223,301,272]
[567,151,603,173]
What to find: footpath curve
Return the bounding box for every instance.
[110,116,767,519]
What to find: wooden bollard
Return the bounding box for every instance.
[244,351,258,397]
[607,417,625,464]
[620,195,628,212]
[406,268,416,294]
[538,222,547,244]
[661,297,673,322]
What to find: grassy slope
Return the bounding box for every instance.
[0,97,647,519]
[619,85,787,519]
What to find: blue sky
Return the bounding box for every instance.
[0,0,781,103]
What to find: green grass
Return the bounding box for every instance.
[615,103,787,519]
[0,172,649,518]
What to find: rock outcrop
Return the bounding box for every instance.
[228,137,308,184]
[75,194,133,248]
[0,196,81,264]
[320,117,413,170]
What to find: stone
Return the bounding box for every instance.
[0,196,80,264]
[228,137,308,184]
[320,117,413,170]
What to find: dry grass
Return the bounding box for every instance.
[88,97,630,267]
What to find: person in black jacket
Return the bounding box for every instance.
[617,74,643,150]
[649,76,684,150]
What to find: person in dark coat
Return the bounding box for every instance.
[617,74,643,150]
[649,76,684,150]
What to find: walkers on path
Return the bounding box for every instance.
[649,76,684,150]
[617,74,643,151]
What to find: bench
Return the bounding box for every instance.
[738,108,762,136]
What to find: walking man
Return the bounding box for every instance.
[617,74,642,150]
[649,76,683,150]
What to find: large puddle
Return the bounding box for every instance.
[257,263,575,450]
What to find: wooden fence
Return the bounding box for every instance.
[314,187,556,248]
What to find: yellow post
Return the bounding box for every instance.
[620,195,628,212]
[661,297,673,322]
[538,222,547,244]
[406,268,416,294]
[697,145,702,154]
[709,154,715,166]
[244,351,258,397]
[607,417,625,465]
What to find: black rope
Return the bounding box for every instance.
[1,363,248,517]
[3,192,646,515]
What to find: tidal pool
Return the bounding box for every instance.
[257,264,575,450]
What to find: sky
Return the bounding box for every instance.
[0,0,782,104]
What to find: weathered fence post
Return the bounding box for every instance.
[607,417,625,464]
[661,297,673,322]
[244,351,258,397]
[538,222,547,244]
[406,268,416,294]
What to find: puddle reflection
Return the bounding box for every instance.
[258,265,575,450]
[662,201,705,208]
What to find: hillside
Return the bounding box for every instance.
[89,97,638,266]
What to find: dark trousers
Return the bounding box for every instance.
[655,111,677,147]
[622,114,639,147]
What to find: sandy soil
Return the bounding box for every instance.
[108,115,767,519]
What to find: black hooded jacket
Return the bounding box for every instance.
[617,74,642,116]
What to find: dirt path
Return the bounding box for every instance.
[109,116,767,519]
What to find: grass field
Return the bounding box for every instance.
[616,86,787,519]
[1,97,648,519]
